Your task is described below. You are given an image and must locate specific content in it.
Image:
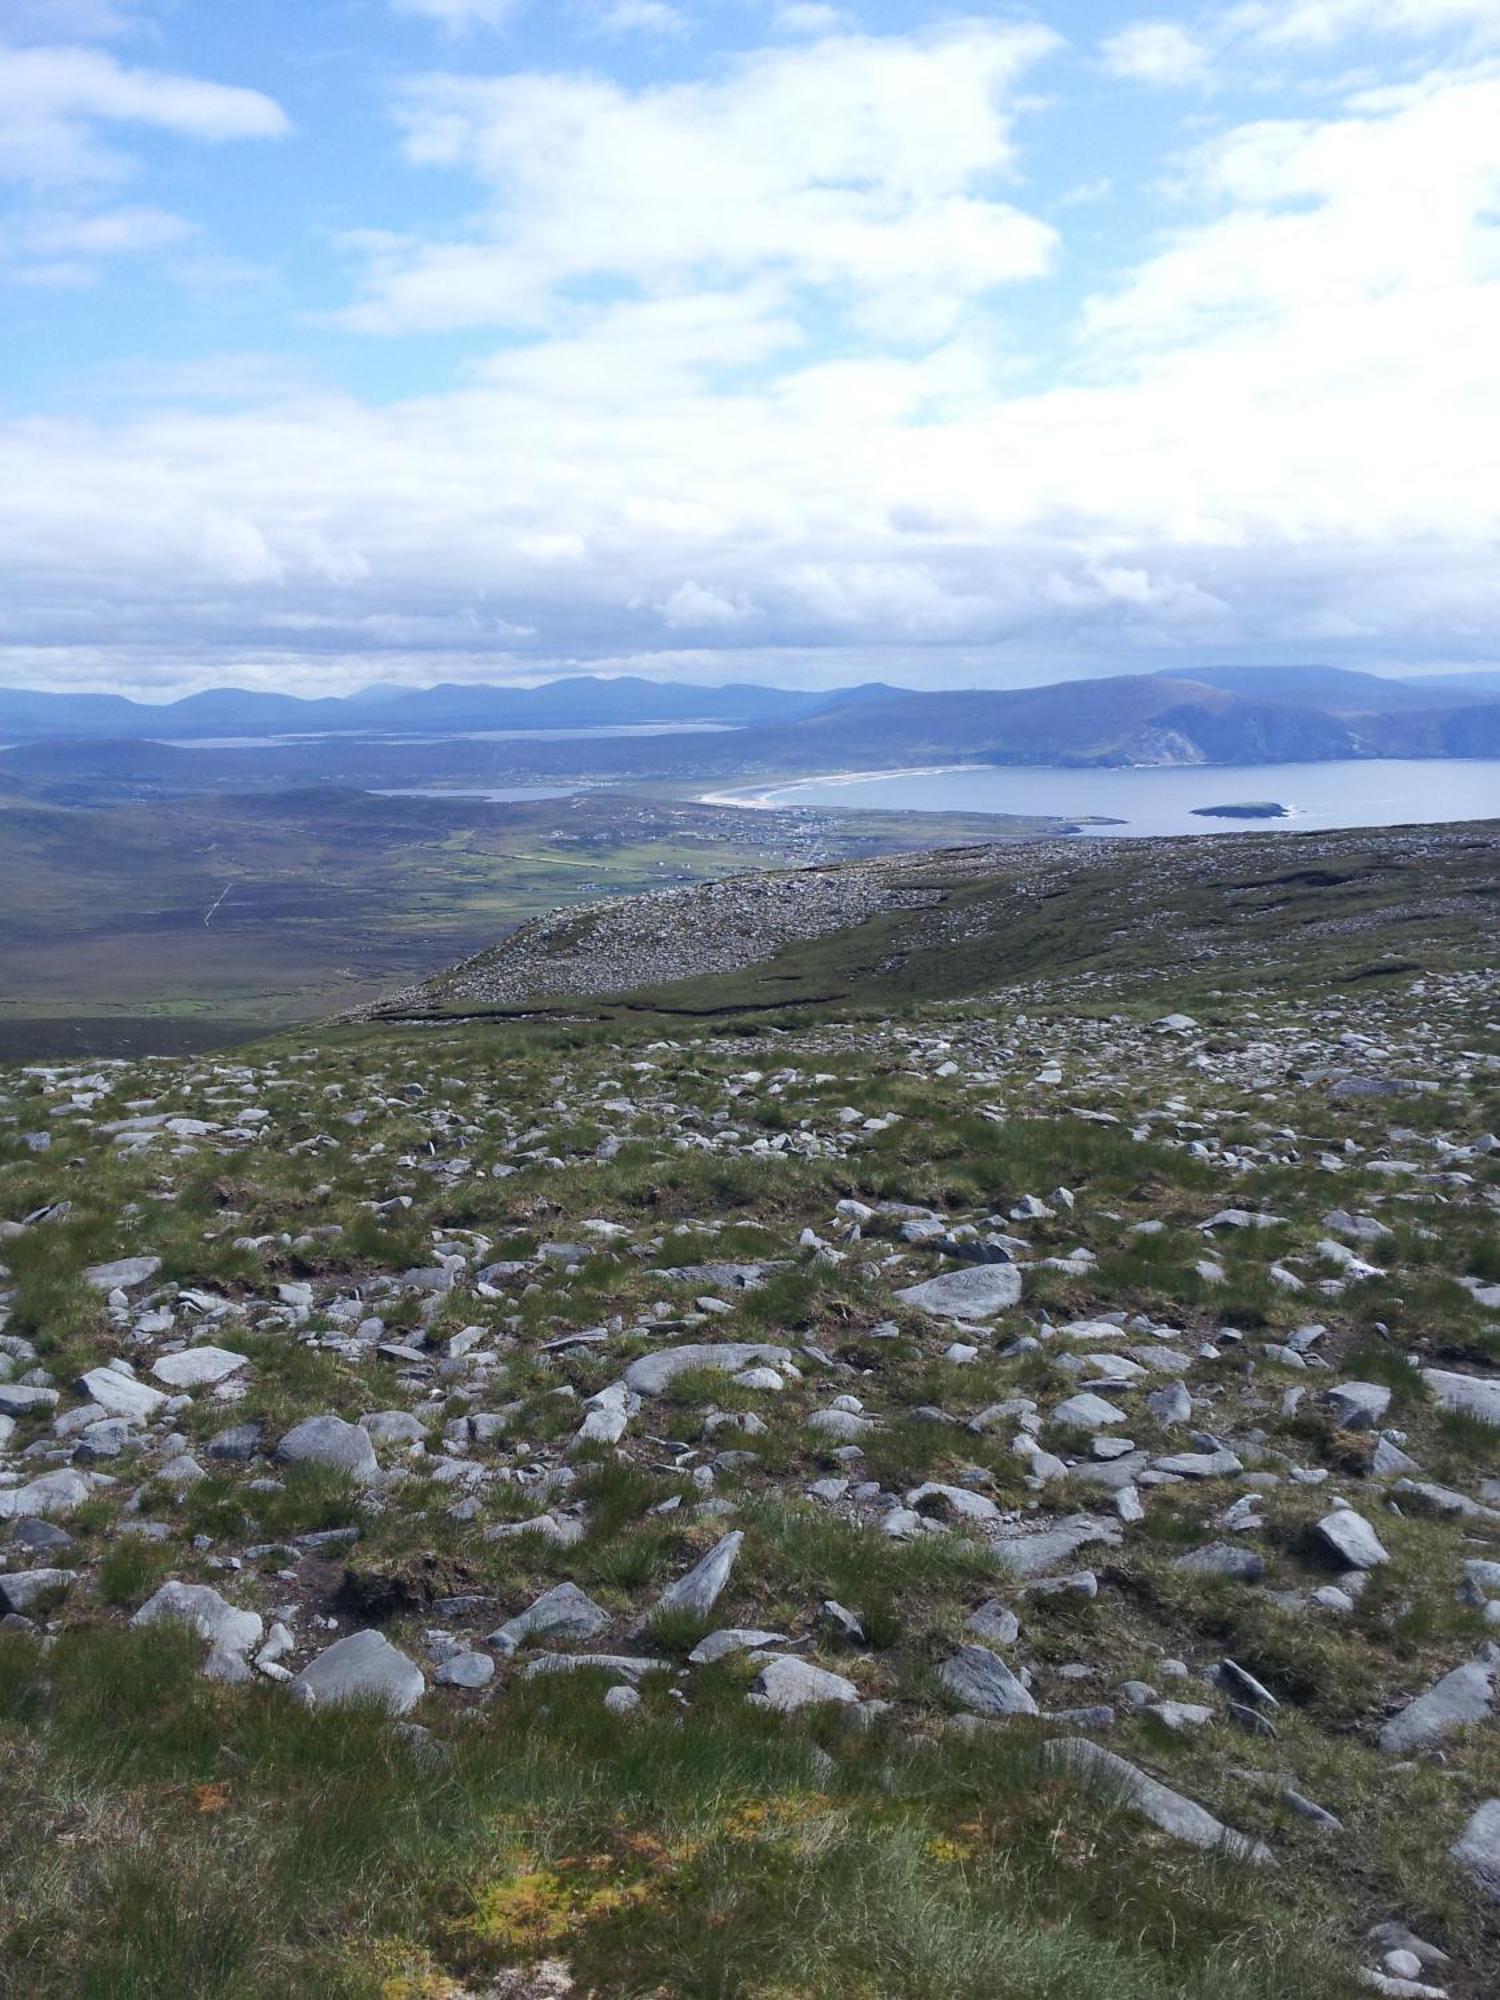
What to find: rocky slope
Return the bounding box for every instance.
[2,826,1500,1998]
[377,819,1499,1021]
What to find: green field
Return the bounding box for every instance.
[0,787,1055,1059]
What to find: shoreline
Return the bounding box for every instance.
[698,764,982,811]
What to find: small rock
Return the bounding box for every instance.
[1315,1507,1389,1571]
[937,1644,1038,1717]
[291,1629,426,1715]
[747,1655,859,1711]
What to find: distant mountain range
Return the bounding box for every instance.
[0,675,902,743]
[2,668,1498,802]
[736,669,1500,770]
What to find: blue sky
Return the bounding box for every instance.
[1,0,1498,697]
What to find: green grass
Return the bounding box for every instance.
[3,829,1500,1995]
[0,1625,1365,2000]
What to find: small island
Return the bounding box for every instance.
[1190,800,1291,821]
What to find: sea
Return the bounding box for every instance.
[714,759,1500,838]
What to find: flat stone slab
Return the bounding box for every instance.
[1422,1370,1500,1427]
[990,1514,1121,1579]
[654,1263,773,1291]
[688,1628,786,1664]
[1043,1738,1273,1863]
[1380,1652,1497,1754]
[896,1265,1022,1322]
[292,1629,425,1714]
[151,1347,250,1389]
[1172,1542,1264,1581]
[83,1256,162,1291]
[747,1654,859,1711]
[1152,1450,1243,1479]
[622,1343,791,1396]
[79,1366,167,1423]
[520,1653,668,1682]
[1051,1393,1129,1429]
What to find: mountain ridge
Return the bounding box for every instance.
[5,669,1500,796]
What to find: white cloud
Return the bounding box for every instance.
[1,1,141,41]
[1087,68,1500,353]
[1,201,194,284]
[342,23,1060,336]
[771,3,846,34]
[3,30,1500,691]
[0,43,290,186]
[1231,0,1500,48]
[595,1,689,35]
[390,0,526,29]
[660,581,755,628]
[1107,0,1500,88]
[1100,22,1211,86]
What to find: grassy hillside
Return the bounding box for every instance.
[0,787,1057,1060]
[2,819,1499,1998]
[378,819,1500,1026]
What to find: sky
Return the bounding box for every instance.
[1,0,1499,699]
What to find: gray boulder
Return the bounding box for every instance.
[150,1347,250,1389]
[1422,1370,1500,1427]
[896,1265,1022,1322]
[967,1600,1021,1646]
[688,1628,785,1664]
[1051,1392,1129,1430]
[907,1482,1002,1524]
[1173,1542,1265,1582]
[360,1410,428,1445]
[205,1422,262,1462]
[991,1515,1121,1579]
[748,1654,859,1711]
[1315,1507,1389,1570]
[938,1644,1037,1717]
[1322,1382,1392,1431]
[79,1366,167,1423]
[83,1256,161,1292]
[0,1469,96,1520]
[1380,1652,1497,1754]
[276,1415,379,1483]
[622,1343,790,1396]
[434,1650,495,1690]
[656,1530,743,1619]
[291,1629,425,1714]
[0,1568,74,1614]
[655,1262,770,1291]
[490,1581,610,1655]
[1153,1450,1243,1479]
[0,1384,60,1418]
[132,1581,263,1663]
[1450,1798,1500,1902]
[1044,1738,1272,1863]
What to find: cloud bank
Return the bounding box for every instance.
[1,8,1498,694]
